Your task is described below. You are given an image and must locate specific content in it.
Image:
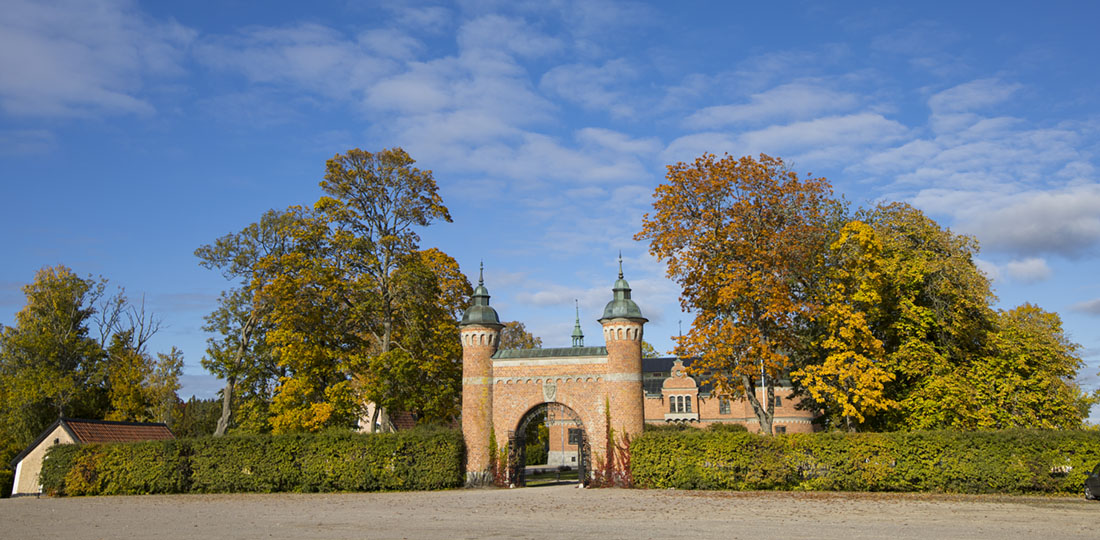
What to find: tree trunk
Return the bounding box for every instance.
[742,373,774,434]
[375,298,394,433]
[213,313,256,437]
[214,375,235,437]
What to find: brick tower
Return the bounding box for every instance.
[459,263,502,486]
[599,254,647,440]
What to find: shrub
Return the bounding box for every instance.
[41,427,464,496]
[631,429,1100,494]
[0,468,12,498]
[707,423,748,433]
[643,422,694,432]
[38,444,80,496]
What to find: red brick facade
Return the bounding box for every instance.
[642,359,815,433]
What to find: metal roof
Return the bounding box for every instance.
[493,346,608,359]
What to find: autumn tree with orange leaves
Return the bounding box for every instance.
[637,154,842,435]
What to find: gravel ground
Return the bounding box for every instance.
[2,485,1096,539]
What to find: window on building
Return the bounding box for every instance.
[685,396,692,413]
[719,398,730,415]
[643,375,665,395]
[773,396,782,407]
[568,428,582,445]
[774,425,787,434]
[669,397,676,413]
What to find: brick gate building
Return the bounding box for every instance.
[459,261,817,486]
[460,262,646,485]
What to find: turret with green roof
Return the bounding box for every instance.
[460,262,502,328]
[599,253,648,323]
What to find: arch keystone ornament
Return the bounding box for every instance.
[542,380,557,402]
[459,259,646,487]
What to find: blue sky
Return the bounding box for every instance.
[2,0,1099,411]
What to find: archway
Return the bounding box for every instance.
[508,402,589,487]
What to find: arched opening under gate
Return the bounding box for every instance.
[508,402,589,487]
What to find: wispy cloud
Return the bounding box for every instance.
[540,59,637,118]
[457,14,562,58]
[0,129,55,155]
[665,112,908,165]
[0,0,194,117]
[849,78,1100,259]
[684,82,861,129]
[1071,298,1100,316]
[195,23,396,101]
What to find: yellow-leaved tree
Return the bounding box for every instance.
[793,221,895,430]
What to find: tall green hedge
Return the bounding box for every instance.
[631,429,1100,493]
[40,427,464,496]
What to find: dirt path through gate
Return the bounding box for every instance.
[2,485,1094,539]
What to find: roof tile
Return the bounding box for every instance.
[64,419,175,443]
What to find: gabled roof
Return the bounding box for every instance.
[63,418,175,443]
[9,418,175,467]
[642,356,692,373]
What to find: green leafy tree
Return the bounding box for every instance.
[104,330,153,422]
[963,304,1092,429]
[149,347,184,425]
[196,208,298,435]
[0,266,108,446]
[171,396,222,438]
[262,148,452,433]
[637,154,841,434]
[362,249,471,425]
[641,341,660,358]
[500,321,543,350]
[857,203,996,430]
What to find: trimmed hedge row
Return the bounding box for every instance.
[40,427,464,496]
[631,429,1100,494]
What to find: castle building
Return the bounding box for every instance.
[459,260,816,485]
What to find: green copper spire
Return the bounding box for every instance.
[571,299,584,347]
[461,261,502,328]
[600,253,647,322]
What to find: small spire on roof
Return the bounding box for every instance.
[479,260,484,286]
[571,299,584,347]
[618,250,623,279]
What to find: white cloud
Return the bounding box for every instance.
[661,132,739,164]
[853,76,1100,259]
[1003,257,1053,283]
[973,258,1001,282]
[196,23,394,101]
[954,185,1100,258]
[0,0,194,117]
[540,59,637,117]
[684,82,860,129]
[664,113,908,166]
[928,78,1022,115]
[391,5,454,33]
[739,113,908,153]
[456,14,562,58]
[576,128,661,155]
[1071,298,1100,316]
[358,28,426,60]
